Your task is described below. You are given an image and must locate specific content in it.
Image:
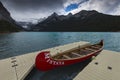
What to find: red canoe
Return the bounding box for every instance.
[35,40,103,71]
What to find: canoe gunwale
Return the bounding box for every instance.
[51,48,103,61]
[51,40,104,61]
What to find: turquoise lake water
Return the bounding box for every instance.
[0,32,120,59]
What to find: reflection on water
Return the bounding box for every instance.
[0,32,120,59]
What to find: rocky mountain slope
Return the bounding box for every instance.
[0,1,22,33]
[33,10,120,31]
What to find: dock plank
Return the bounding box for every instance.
[73,50,120,80]
[0,58,17,80]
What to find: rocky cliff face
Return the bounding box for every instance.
[0,2,10,20]
[0,1,22,33]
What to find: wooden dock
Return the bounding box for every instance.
[0,41,119,80]
[0,41,90,80]
[73,50,120,80]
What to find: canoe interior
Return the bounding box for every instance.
[52,42,103,60]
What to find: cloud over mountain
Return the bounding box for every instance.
[66,0,120,15]
[1,0,120,21]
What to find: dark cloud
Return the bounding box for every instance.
[88,0,120,14]
[0,0,65,21]
[1,0,64,11]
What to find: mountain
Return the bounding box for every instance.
[33,10,120,31]
[17,18,46,31]
[17,21,35,31]
[0,1,22,33]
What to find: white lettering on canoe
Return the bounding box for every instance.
[49,60,52,64]
[46,59,50,62]
[59,61,61,64]
[56,62,58,65]
[45,53,50,59]
[44,53,64,65]
[53,61,56,65]
[46,59,64,65]
[62,62,64,65]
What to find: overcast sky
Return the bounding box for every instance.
[1,0,120,22]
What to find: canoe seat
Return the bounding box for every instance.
[91,46,100,49]
[94,45,101,47]
[85,48,96,51]
[71,52,81,57]
[80,49,87,52]
[91,46,101,49]
[80,49,93,53]
[79,49,90,55]
[63,55,71,59]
